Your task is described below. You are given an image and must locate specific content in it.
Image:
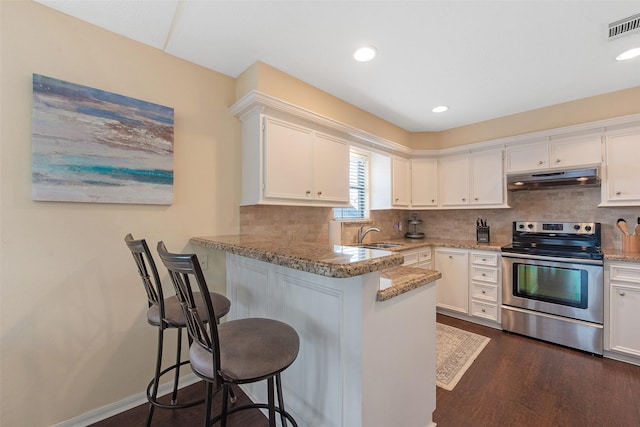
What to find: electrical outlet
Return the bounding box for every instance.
[199,254,208,270]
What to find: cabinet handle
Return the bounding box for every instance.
[306,190,311,195]
[317,191,322,196]
[448,255,453,259]
[395,198,399,202]
[481,273,486,277]
[481,290,486,294]
[474,197,479,201]
[462,198,466,202]
[538,160,544,165]
[619,291,626,296]
[482,258,486,261]
[481,308,486,313]
[431,199,435,203]
[616,191,622,196]
[555,158,561,163]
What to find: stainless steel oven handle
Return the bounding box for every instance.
[500,252,603,266]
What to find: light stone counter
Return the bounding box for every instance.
[191,234,438,427]
[191,235,403,278]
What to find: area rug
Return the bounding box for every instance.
[436,323,490,391]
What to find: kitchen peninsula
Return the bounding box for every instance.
[191,235,440,427]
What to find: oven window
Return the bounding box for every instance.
[513,264,588,308]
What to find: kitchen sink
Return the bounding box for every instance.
[357,243,403,249]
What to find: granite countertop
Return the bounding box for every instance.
[602,249,640,263]
[378,266,441,301]
[363,237,508,252]
[191,235,404,278]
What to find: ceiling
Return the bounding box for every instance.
[35,1,640,132]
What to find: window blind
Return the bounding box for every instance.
[334,150,368,219]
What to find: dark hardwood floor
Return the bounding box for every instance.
[435,314,640,427]
[92,314,640,426]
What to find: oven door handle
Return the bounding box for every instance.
[500,252,603,266]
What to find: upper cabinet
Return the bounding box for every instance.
[411,158,438,207]
[391,156,411,207]
[601,125,640,206]
[439,149,506,208]
[506,134,602,173]
[241,113,350,206]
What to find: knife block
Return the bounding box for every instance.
[476,226,490,243]
[622,235,640,253]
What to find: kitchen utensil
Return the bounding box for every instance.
[405,213,425,239]
[616,218,629,235]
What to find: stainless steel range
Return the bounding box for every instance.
[501,221,604,354]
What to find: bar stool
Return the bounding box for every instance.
[157,241,300,427]
[124,234,231,427]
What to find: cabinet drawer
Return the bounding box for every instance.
[471,266,498,283]
[471,282,498,302]
[403,251,419,266]
[470,300,498,321]
[610,264,640,283]
[471,253,498,266]
[419,249,432,261]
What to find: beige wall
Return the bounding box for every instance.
[411,85,640,149]
[237,61,413,147]
[1,2,240,425]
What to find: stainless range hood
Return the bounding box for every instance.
[507,167,600,191]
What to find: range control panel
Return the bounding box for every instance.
[514,221,598,235]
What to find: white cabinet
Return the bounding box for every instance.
[391,156,411,207]
[411,158,438,207]
[400,247,432,270]
[506,134,602,173]
[439,149,505,207]
[471,149,504,205]
[602,126,640,206]
[439,153,469,207]
[607,262,640,358]
[469,251,500,323]
[434,248,469,314]
[240,113,350,206]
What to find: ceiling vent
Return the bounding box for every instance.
[609,13,640,40]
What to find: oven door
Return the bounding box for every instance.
[502,253,603,324]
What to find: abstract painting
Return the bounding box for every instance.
[32,74,174,205]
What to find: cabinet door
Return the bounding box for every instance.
[609,282,640,357]
[392,156,411,207]
[506,141,549,172]
[439,154,469,206]
[411,158,438,207]
[312,133,349,202]
[550,135,602,168]
[434,248,469,314]
[263,118,313,200]
[471,149,503,205]
[606,129,640,203]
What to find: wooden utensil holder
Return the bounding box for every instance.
[622,235,640,253]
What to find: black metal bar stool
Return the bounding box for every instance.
[157,241,300,427]
[124,234,232,427]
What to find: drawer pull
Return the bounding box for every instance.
[619,291,626,297]
[481,290,486,294]
[481,308,486,313]
[481,273,486,277]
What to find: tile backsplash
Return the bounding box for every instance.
[240,187,638,250]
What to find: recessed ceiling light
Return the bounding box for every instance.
[616,47,640,61]
[354,46,377,62]
[432,106,449,113]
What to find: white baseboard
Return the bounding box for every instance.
[51,374,201,427]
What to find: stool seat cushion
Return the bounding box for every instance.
[147,292,231,327]
[190,318,300,383]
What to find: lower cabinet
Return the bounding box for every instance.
[435,247,501,326]
[607,262,640,359]
[469,251,501,323]
[400,247,432,270]
[434,248,469,314]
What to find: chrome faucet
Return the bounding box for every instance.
[358,225,380,244]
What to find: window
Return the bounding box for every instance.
[334,149,369,219]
